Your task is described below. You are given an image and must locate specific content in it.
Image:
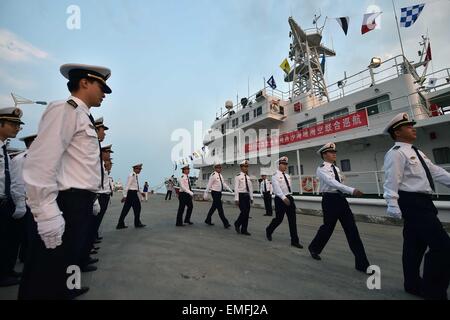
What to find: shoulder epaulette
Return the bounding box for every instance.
[67,99,78,108]
[320,164,325,167]
[393,146,401,150]
[212,172,215,176]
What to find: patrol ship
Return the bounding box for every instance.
[194,17,450,203]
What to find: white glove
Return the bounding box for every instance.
[37,215,65,249]
[93,199,100,216]
[12,204,27,219]
[203,192,208,200]
[387,205,402,219]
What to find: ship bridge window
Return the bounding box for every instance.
[242,113,250,123]
[355,94,391,116]
[340,159,351,172]
[297,118,317,130]
[288,165,298,176]
[221,123,226,134]
[232,118,239,128]
[323,108,349,121]
[253,106,263,118]
[433,147,450,165]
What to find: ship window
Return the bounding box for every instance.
[355,94,391,116]
[253,106,263,118]
[288,165,298,176]
[323,108,349,121]
[297,118,317,130]
[221,123,226,134]
[242,113,250,123]
[433,147,450,164]
[212,149,216,156]
[340,159,351,172]
[232,118,239,128]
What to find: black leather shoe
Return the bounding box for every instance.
[355,265,370,273]
[90,250,98,255]
[405,288,424,299]
[0,276,20,287]
[69,286,90,299]
[96,236,103,240]
[185,221,194,225]
[94,239,102,244]
[93,246,100,251]
[266,229,272,241]
[224,224,231,229]
[81,265,97,273]
[308,248,321,260]
[241,231,251,236]
[205,221,214,226]
[176,224,185,227]
[135,224,146,228]
[87,258,99,265]
[116,224,128,230]
[291,243,304,249]
[234,223,240,234]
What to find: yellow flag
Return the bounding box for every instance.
[280,58,291,74]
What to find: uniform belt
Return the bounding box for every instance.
[239,192,249,195]
[61,188,97,195]
[398,190,432,199]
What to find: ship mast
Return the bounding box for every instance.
[286,16,335,103]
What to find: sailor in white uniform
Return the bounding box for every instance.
[260,174,273,216]
[265,157,302,248]
[308,143,370,272]
[10,135,37,268]
[383,113,450,300]
[18,63,112,299]
[203,163,233,228]
[234,160,253,236]
[176,165,194,226]
[117,163,146,229]
[0,107,24,288]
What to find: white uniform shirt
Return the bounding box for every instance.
[123,172,139,197]
[23,96,102,222]
[272,170,293,200]
[234,172,253,201]
[260,179,273,195]
[205,171,233,193]
[99,171,112,195]
[317,162,354,195]
[179,174,193,196]
[10,150,27,212]
[383,142,450,208]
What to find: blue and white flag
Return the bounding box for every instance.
[267,76,277,90]
[400,3,425,28]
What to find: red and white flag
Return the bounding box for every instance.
[361,12,382,35]
[424,43,432,66]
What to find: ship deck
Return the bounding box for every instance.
[1,194,448,300]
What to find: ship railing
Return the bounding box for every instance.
[214,86,289,120]
[327,55,406,101]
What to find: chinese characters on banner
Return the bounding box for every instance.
[245,110,368,153]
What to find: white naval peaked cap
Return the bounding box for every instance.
[181,164,190,170]
[60,63,112,94]
[383,113,416,135]
[94,117,109,130]
[0,107,24,124]
[240,160,249,166]
[316,142,337,156]
[213,162,223,168]
[101,144,113,153]
[276,156,289,164]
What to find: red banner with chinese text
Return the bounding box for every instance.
[245,110,368,153]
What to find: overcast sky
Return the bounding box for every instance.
[1,0,449,189]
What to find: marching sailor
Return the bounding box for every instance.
[19,63,112,299]
[308,143,370,273]
[0,107,24,287]
[117,163,146,229]
[383,113,450,300]
[265,157,303,248]
[176,165,194,226]
[260,174,273,216]
[203,163,233,228]
[234,160,253,236]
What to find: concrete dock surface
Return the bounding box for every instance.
[1,194,449,300]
